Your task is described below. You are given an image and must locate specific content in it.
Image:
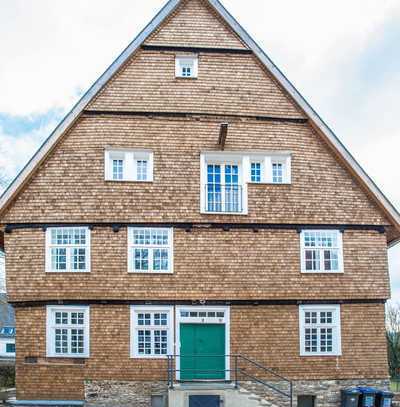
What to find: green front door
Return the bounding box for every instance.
[180,323,226,381]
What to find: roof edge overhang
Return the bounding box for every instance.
[208,0,400,244]
[0,0,399,245]
[0,0,181,217]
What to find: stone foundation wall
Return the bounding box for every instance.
[84,379,390,407]
[85,380,168,407]
[241,379,391,407]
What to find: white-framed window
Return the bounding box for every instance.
[6,343,15,354]
[248,155,291,184]
[200,153,247,214]
[46,306,90,358]
[178,308,228,324]
[112,154,125,181]
[136,160,148,181]
[250,162,262,183]
[299,305,341,356]
[200,152,292,214]
[272,161,283,183]
[271,156,291,184]
[128,228,173,273]
[300,230,344,273]
[45,227,90,273]
[131,306,173,358]
[105,149,153,182]
[175,56,198,78]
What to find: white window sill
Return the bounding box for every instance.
[201,211,248,216]
[46,271,90,274]
[300,271,344,274]
[105,179,153,183]
[130,355,169,359]
[300,353,341,357]
[46,354,89,359]
[175,76,198,80]
[128,271,174,274]
[248,181,291,185]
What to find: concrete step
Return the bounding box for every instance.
[169,384,282,407]
[174,382,236,390]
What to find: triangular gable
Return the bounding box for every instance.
[145,0,247,49]
[1,0,400,245]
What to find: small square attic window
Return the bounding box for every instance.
[175,56,198,78]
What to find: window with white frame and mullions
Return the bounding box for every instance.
[46,227,90,273]
[136,159,148,181]
[299,305,341,356]
[272,161,284,183]
[128,228,173,273]
[206,163,241,213]
[46,306,89,358]
[175,56,198,78]
[112,158,124,180]
[131,307,173,358]
[251,162,262,183]
[300,230,343,273]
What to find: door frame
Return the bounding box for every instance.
[175,305,230,381]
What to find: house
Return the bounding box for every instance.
[0,250,5,294]
[0,252,15,360]
[0,326,16,359]
[0,0,399,406]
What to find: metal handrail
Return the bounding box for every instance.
[238,354,292,383]
[204,184,243,213]
[167,354,293,407]
[239,370,291,398]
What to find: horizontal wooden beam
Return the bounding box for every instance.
[141,44,253,55]
[82,109,308,124]
[10,298,386,308]
[4,222,386,234]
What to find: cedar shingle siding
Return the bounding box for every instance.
[0,0,395,402]
[144,0,247,49]
[1,116,387,224]
[15,303,388,401]
[5,229,389,302]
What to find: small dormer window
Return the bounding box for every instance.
[175,56,198,78]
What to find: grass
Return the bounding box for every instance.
[391,380,400,392]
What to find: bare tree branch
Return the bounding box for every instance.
[386,303,400,378]
[0,145,10,190]
[0,173,9,189]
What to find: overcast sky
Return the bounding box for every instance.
[0,0,399,301]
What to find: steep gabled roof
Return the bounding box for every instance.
[1,0,400,245]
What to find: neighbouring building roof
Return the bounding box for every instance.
[0,326,15,339]
[0,0,399,245]
[0,293,15,335]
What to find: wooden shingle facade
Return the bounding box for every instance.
[1,0,399,406]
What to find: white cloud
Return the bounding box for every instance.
[0,120,58,192]
[0,0,163,115]
[1,0,400,116]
